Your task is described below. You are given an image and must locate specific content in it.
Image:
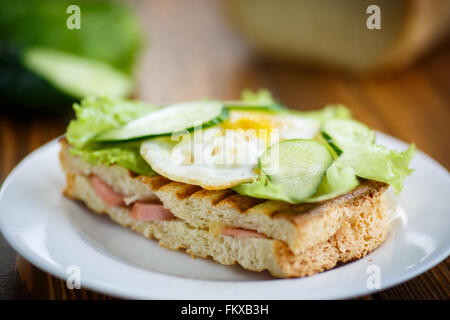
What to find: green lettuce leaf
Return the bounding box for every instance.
[232,174,290,202]
[69,141,154,176]
[305,165,359,202]
[66,96,156,175]
[334,143,416,194]
[241,89,275,104]
[233,105,414,202]
[290,104,352,124]
[308,129,415,201]
[67,96,154,148]
[228,88,286,111]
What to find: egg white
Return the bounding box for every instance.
[140,111,320,190]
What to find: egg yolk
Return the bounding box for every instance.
[220,111,280,144]
[221,111,275,130]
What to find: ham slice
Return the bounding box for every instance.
[130,202,175,221]
[90,175,124,207]
[221,227,268,239]
[89,174,174,221]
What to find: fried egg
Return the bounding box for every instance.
[140,110,320,190]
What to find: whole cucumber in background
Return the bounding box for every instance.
[0,0,144,113]
[0,43,75,112]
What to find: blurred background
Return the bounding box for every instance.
[0,0,449,299]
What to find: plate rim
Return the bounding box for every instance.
[1,134,449,300]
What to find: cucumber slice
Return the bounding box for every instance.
[224,100,285,112]
[94,101,228,142]
[235,140,333,203]
[23,47,133,99]
[322,119,374,153]
[260,140,333,202]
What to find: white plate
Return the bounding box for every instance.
[0,133,449,300]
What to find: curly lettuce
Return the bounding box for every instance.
[333,143,416,194]
[309,121,416,199]
[234,115,415,202]
[66,96,157,175]
[239,89,352,121]
[289,104,352,124]
[65,93,415,197]
[241,89,275,105]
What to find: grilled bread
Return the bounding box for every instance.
[60,139,389,277]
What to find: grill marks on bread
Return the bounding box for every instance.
[193,189,235,206]
[215,194,266,213]
[138,175,172,191]
[160,182,204,200]
[60,139,389,254]
[158,182,267,214]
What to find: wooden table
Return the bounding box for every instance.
[0,0,449,300]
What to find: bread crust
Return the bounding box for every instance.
[60,138,389,277]
[64,172,388,278]
[60,139,388,254]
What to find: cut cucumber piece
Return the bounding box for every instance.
[322,119,374,154]
[234,140,333,203]
[95,101,228,142]
[224,100,285,112]
[260,140,333,202]
[23,47,133,99]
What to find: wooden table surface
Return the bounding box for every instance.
[0,0,449,300]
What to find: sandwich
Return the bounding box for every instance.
[59,90,415,278]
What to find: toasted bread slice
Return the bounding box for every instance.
[60,139,388,254]
[63,172,388,278]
